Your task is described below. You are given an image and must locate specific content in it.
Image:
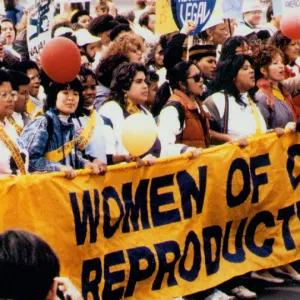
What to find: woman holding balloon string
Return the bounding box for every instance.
[21,78,106,179]
[99,62,158,165]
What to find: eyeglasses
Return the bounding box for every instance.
[0,91,18,102]
[187,73,203,83]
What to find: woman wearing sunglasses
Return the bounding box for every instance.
[0,69,29,177]
[158,61,210,157]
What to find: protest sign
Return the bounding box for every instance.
[27,0,53,61]
[0,132,300,299]
[155,0,178,34]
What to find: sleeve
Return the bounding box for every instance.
[281,76,300,96]
[21,117,63,172]
[76,150,89,169]
[255,92,272,129]
[203,96,222,132]
[157,106,187,157]
[163,33,187,76]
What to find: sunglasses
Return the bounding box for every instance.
[187,73,203,83]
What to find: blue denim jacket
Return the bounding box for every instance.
[21,108,88,172]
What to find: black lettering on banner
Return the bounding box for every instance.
[103,250,125,299]
[81,258,102,300]
[150,174,181,227]
[226,158,251,208]
[223,218,247,263]
[122,180,150,233]
[203,225,222,276]
[69,190,100,246]
[177,166,207,219]
[277,204,296,250]
[152,241,181,290]
[125,246,156,297]
[296,201,300,220]
[178,231,201,281]
[250,154,270,204]
[287,144,300,190]
[102,186,124,239]
[245,211,275,257]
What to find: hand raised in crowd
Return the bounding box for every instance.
[92,159,107,175]
[180,21,196,35]
[53,277,83,300]
[60,166,77,180]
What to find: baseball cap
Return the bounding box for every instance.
[74,29,101,46]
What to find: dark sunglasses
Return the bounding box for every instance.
[187,73,203,83]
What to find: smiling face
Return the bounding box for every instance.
[234,60,255,93]
[56,89,80,115]
[81,75,97,108]
[125,71,149,105]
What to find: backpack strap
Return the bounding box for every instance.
[223,94,229,134]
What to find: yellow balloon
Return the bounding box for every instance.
[121,113,158,157]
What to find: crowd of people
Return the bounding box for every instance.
[0,0,300,299]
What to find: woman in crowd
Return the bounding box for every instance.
[99,62,159,163]
[95,31,145,108]
[204,55,267,144]
[0,18,20,59]
[157,61,210,157]
[21,78,105,179]
[269,30,300,117]
[254,45,297,129]
[0,69,28,176]
[73,67,109,168]
[0,229,82,300]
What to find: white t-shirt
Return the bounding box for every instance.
[209,92,267,138]
[0,119,29,176]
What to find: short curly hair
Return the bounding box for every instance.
[102,31,145,59]
[108,62,148,108]
[254,45,284,80]
[268,30,292,64]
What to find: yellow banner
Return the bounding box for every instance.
[155,0,178,34]
[0,132,300,299]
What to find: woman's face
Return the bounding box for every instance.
[127,47,143,63]
[186,64,204,96]
[0,21,15,45]
[0,82,15,120]
[197,56,216,80]
[78,15,91,29]
[154,44,164,68]
[262,53,285,84]
[15,84,30,113]
[234,60,255,93]
[125,71,148,105]
[56,88,80,115]
[27,69,40,98]
[81,75,97,108]
[235,42,252,56]
[285,40,300,64]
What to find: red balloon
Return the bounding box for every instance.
[280,13,300,40]
[40,37,81,83]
